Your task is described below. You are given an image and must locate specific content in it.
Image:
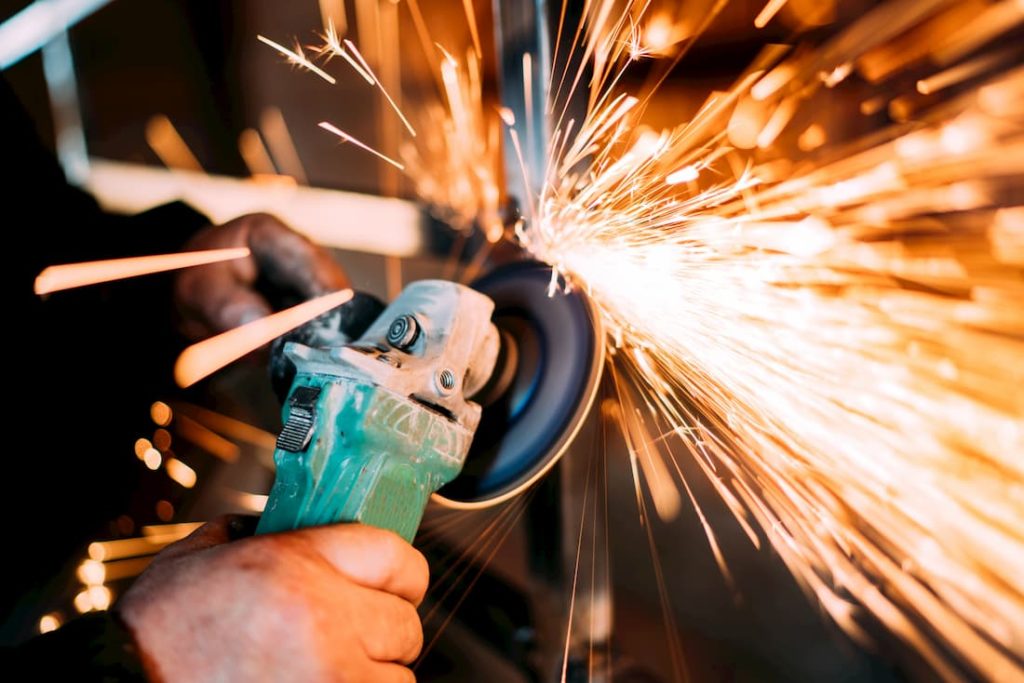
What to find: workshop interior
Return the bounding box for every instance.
[3,0,1023,680]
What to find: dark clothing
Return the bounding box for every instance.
[6,613,147,682]
[2,76,208,674]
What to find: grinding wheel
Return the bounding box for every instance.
[434,261,605,508]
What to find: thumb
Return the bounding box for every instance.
[158,515,259,560]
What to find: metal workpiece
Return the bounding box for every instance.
[493,0,552,213]
[257,281,499,541]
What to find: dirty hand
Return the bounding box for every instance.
[118,516,427,682]
[175,213,350,339]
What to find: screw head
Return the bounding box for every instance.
[387,315,420,350]
[436,368,456,395]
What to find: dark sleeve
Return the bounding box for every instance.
[2,75,209,276]
[2,613,148,682]
[2,77,211,625]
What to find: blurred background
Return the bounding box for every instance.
[3,0,946,680]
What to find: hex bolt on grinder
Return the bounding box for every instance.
[257,261,604,540]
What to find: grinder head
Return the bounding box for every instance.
[435,260,604,508]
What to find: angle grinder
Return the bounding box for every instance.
[257,261,603,540]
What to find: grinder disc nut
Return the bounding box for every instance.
[387,314,420,350]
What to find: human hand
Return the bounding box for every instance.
[118,516,427,682]
[175,213,350,339]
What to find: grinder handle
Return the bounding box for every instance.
[256,377,464,542]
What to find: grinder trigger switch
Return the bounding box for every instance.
[276,386,321,453]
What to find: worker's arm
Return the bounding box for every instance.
[2,87,208,273]
[3,75,347,336]
[4,517,427,682]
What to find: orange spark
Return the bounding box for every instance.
[145,115,203,172]
[257,35,337,84]
[461,0,483,59]
[238,128,277,176]
[35,248,250,295]
[754,0,789,28]
[319,19,374,83]
[174,289,354,387]
[318,121,405,170]
[342,38,417,137]
[259,107,309,184]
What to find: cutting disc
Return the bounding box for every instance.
[435,261,605,508]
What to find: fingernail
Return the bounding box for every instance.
[219,302,270,330]
[237,308,268,326]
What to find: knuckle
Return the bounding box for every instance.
[363,598,422,663]
[246,212,294,240]
[409,550,429,601]
[366,532,427,602]
[245,211,279,228]
[396,602,423,661]
[374,530,410,571]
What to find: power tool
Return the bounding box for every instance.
[257,261,603,540]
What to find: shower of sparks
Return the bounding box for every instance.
[174,288,354,387]
[399,42,504,240]
[505,0,1024,678]
[34,248,251,295]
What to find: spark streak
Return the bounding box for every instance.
[319,19,374,83]
[318,121,405,170]
[257,34,337,84]
[174,289,354,387]
[342,38,417,137]
[34,248,250,295]
[145,115,203,172]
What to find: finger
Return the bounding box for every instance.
[356,590,423,664]
[175,247,270,334]
[366,662,416,683]
[189,263,273,333]
[247,215,350,297]
[206,284,273,332]
[289,524,429,606]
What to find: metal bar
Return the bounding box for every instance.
[0,0,114,70]
[85,158,427,256]
[492,0,552,215]
[42,30,89,185]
